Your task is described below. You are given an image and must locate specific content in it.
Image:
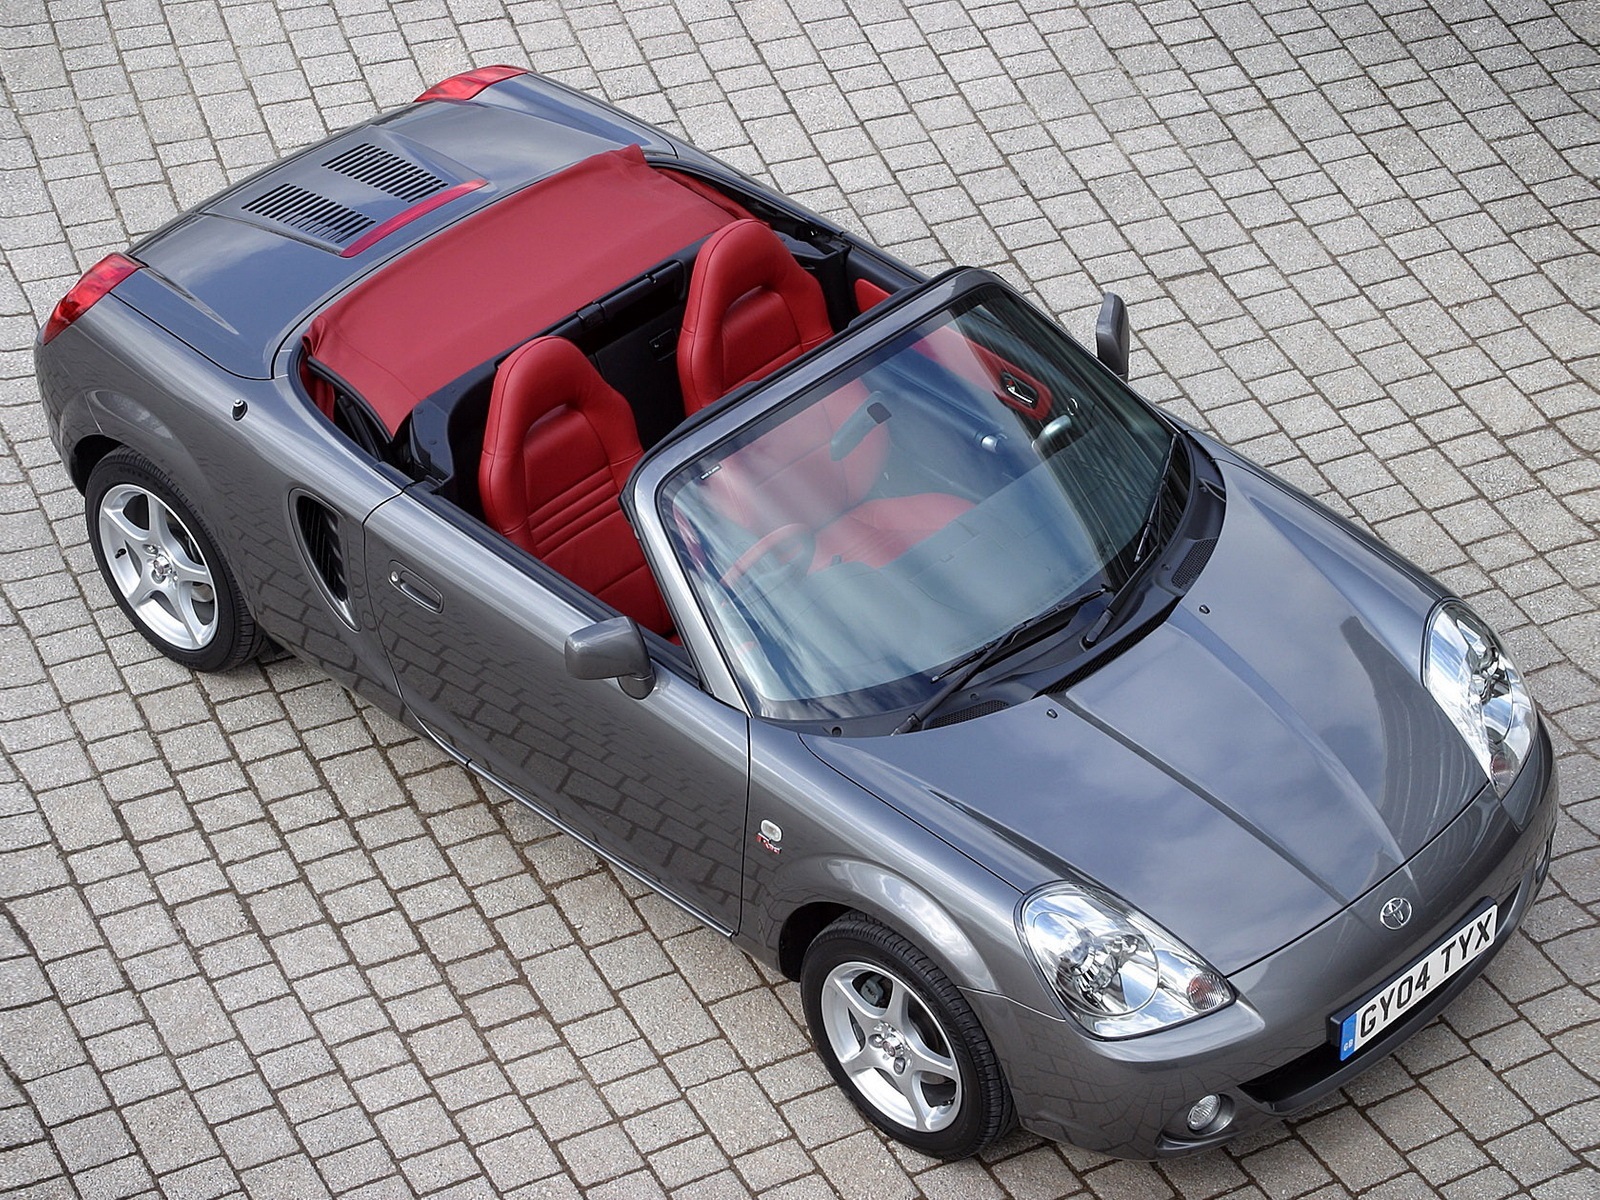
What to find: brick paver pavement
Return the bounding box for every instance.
[2,1,1597,1197]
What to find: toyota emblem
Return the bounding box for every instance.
[1380,897,1413,930]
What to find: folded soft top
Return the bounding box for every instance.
[304,145,741,433]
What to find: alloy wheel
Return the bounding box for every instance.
[817,959,963,1133]
[97,482,218,650]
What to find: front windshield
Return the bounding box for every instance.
[661,285,1175,722]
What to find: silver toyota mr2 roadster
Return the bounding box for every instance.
[36,65,1557,1159]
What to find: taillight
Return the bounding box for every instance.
[414,65,527,103]
[41,253,140,345]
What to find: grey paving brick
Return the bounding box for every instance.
[241,1152,333,1200]
[685,1071,789,1157]
[1422,1055,1539,1143]
[558,1123,645,1187]
[709,987,809,1070]
[318,1136,400,1193]
[140,976,235,1055]
[521,1075,608,1143]
[0,1140,68,1192]
[1411,1129,1490,1187]
[120,1089,222,1177]
[191,1070,272,1126]
[1486,1121,1580,1186]
[477,1125,560,1191]
[821,1129,925,1198]
[382,983,460,1036]
[24,1064,110,1137]
[0,1000,87,1081]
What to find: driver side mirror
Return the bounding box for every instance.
[1095,292,1130,380]
[565,616,656,699]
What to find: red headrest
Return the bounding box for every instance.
[479,338,671,634]
[678,219,834,414]
[480,337,642,544]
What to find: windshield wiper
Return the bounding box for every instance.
[1082,433,1183,648]
[1132,432,1182,565]
[892,584,1110,734]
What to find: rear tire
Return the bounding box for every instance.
[86,448,263,672]
[801,913,1014,1159]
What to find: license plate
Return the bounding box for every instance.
[1335,901,1497,1061]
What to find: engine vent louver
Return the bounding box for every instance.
[294,494,355,626]
[242,184,373,245]
[1171,538,1217,590]
[323,143,448,202]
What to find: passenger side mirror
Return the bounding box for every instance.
[1095,292,1130,380]
[564,616,656,699]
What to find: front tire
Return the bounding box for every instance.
[86,448,263,672]
[801,913,1014,1159]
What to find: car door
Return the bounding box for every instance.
[361,488,749,932]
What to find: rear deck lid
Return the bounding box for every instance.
[123,96,660,378]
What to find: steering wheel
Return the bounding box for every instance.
[720,523,816,589]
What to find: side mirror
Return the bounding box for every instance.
[564,616,655,699]
[1095,292,1130,380]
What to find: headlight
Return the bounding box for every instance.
[1020,884,1233,1037]
[1424,601,1534,797]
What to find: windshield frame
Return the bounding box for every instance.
[625,267,1182,725]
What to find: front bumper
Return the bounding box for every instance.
[975,723,1558,1159]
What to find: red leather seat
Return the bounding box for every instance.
[678,218,835,414]
[480,337,672,634]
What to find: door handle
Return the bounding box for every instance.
[388,563,443,613]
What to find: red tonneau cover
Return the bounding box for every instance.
[305,146,740,433]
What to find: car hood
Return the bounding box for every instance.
[803,458,1486,974]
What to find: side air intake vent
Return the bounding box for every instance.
[324,143,447,202]
[1171,538,1217,590]
[929,699,1009,729]
[242,184,374,245]
[294,494,356,626]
